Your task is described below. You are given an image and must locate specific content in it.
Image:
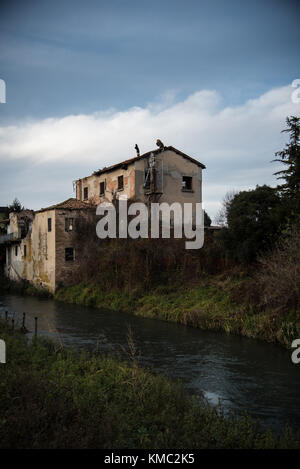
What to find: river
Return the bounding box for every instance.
[0,293,299,434]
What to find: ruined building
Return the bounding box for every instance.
[75,144,205,209]
[1,142,205,292]
[1,200,94,292]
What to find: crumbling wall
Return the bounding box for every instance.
[55,208,95,290]
[134,149,202,206]
[28,210,56,292]
[76,163,135,204]
[6,242,22,281]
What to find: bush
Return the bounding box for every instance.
[256,227,300,315]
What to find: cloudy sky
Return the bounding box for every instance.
[0,0,299,220]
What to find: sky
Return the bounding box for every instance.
[0,0,299,220]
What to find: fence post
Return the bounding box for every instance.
[34,317,38,339]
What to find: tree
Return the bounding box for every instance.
[220,185,283,263]
[204,210,211,227]
[214,190,238,227]
[7,198,24,213]
[273,116,300,218]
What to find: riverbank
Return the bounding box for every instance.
[55,271,300,348]
[0,275,52,298]
[1,271,299,349]
[0,319,298,449]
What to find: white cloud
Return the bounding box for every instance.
[0,84,299,219]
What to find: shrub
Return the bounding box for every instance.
[256,227,300,315]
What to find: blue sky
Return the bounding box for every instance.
[0,0,299,218]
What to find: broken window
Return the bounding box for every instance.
[48,218,52,232]
[118,175,124,190]
[182,176,193,191]
[100,181,105,196]
[65,218,74,232]
[65,247,74,261]
[83,187,88,200]
[24,245,27,258]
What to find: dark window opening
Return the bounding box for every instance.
[100,181,105,196]
[118,175,124,190]
[83,187,88,200]
[65,247,74,261]
[24,245,27,258]
[48,218,52,232]
[15,246,18,256]
[65,218,74,232]
[182,176,193,191]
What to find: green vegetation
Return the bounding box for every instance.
[55,266,300,348]
[273,116,300,214]
[219,185,283,263]
[0,320,299,449]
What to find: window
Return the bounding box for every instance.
[118,175,124,190]
[65,247,74,261]
[15,246,18,256]
[48,218,52,232]
[100,181,105,196]
[24,245,27,258]
[182,176,193,191]
[83,187,88,200]
[65,218,74,232]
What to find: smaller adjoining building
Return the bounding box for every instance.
[1,199,94,293]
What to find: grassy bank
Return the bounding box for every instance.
[0,320,299,449]
[55,272,300,348]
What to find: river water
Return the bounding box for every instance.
[0,293,299,433]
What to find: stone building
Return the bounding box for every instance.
[1,199,94,292]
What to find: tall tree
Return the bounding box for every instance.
[7,198,24,213]
[220,185,283,263]
[273,116,300,217]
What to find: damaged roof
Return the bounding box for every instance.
[92,145,206,177]
[12,209,35,219]
[36,198,94,213]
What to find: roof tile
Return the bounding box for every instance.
[36,198,93,213]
